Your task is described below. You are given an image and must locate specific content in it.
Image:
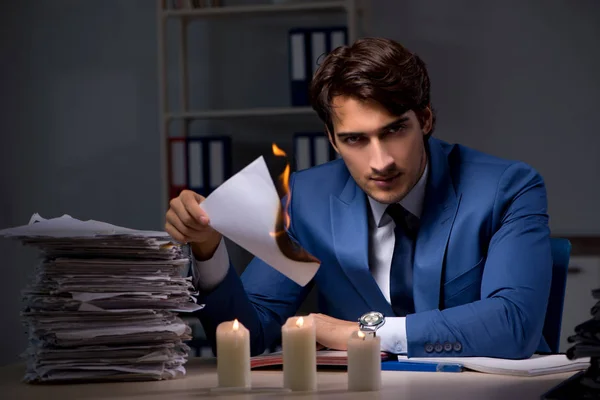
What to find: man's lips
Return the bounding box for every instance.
[370,172,401,182]
[370,172,402,188]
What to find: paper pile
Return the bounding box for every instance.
[0,214,203,383]
[565,287,600,394]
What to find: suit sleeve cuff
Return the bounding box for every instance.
[377,316,407,354]
[191,238,229,292]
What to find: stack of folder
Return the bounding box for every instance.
[0,214,203,383]
[169,136,231,199]
[289,26,347,106]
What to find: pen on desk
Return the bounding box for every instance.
[381,361,463,373]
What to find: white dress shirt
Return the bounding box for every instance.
[192,163,429,355]
[367,162,428,354]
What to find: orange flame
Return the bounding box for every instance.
[296,316,304,328]
[270,143,291,237]
[232,319,239,331]
[272,143,287,157]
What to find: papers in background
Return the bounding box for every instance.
[0,214,203,383]
[3,213,170,238]
[397,354,590,377]
[200,156,320,287]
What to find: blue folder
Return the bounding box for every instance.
[381,360,463,373]
[288,26,348,106]
[185,135,232,197]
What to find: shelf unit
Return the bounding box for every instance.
[156,0,367,212]
[165,106,316,121]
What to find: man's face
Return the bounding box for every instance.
[328,96,432,205]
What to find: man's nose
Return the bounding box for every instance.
[369,141,395,173]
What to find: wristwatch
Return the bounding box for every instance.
[358,311,385,337]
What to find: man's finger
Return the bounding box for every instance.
[166,209,192,239]
[182,192,209,225]
[170,197,201,230]
[165,221,187,243]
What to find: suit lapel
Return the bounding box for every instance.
[330,175,393,315]
[413,138,461,312]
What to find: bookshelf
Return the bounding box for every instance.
[156,0,368,212]
[165,106,316,121]
[163,1,348,18]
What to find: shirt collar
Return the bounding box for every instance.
[367,162,429,228]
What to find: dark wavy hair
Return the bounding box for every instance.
[309,37,436,141]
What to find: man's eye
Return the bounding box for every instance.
[387,125,406,134]
[344,136,361,144]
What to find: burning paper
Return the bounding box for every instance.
[200,150,320,287]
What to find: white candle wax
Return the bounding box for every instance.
[282,315,317,391]
[216,319,251,388]
[347,330,381,391]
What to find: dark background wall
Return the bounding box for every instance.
[1,0,598,364]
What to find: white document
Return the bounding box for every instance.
[53,322,189,340]
[200,156,320,287]
[0,213,169,238]
[398,354,590,377]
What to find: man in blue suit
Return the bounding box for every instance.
[165,38,552,359]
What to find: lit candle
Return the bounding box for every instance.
[347,330,381,391]
[282,315,317,391]
[216,319,251,388]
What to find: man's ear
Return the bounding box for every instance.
[422,106,433,136]
[326,126,340,154]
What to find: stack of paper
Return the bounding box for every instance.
[565,287,600,395]
[397,354,590,377]
[0,214,203,383]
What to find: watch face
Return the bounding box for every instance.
[360,311,384,327]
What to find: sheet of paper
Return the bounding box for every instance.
[201,156,320,287]
[398,354,590,376]
[0,213,169,238]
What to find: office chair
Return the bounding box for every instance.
[543,237,572,354]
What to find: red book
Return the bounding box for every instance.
[250,350,392,369]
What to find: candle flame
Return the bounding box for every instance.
[232,319,239,331]
[296,316,304,328]
[271,143,291,235]
[357,330,365,339]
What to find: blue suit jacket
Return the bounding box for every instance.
[197,137,553,359]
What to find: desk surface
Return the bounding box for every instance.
[0,358,574,400]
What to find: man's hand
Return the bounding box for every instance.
[310,313,358,351]
[165,190,222,260]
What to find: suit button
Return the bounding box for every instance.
[453,342,462,352]
[434,343,443,353]
[425,343,434,353]
[444,342,453,352]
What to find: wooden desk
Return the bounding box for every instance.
[0,358,575,399]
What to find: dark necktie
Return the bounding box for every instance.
[386,203,419,317]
